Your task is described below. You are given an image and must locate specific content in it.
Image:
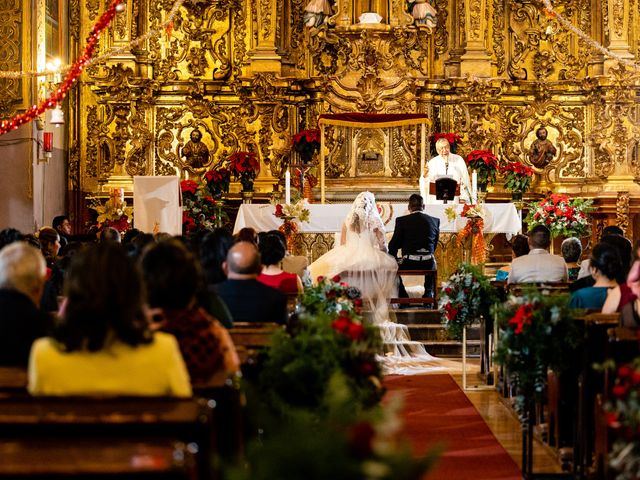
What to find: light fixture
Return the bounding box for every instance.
[50,105,64,126]
[38,131,53,163]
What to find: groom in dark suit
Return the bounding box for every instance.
[388,194,440,302]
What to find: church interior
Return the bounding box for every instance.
[0,0,640,478]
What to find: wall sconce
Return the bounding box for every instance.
[50,105,64,126]
[39,131,53,163]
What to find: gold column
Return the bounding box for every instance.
[247,0,282,72]
[604,0,633,73]
[460,0,492,77]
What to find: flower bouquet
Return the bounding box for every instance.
[180,179,225,234]
[493,289,579,411]
[228,151,260,192]
[430,132,462,154]
[438,263,497,340]
[524,193,593,238]
[274,199,310,251]
[456,204,487,263]
[501,161,535,196]
[465,150,499,189]
[292,128,320,164]
[605,357,640,479]
[91,189,133,234]
[204,167,231,198]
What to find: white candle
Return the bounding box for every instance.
[285,170,291,205]
[471,169,478,204]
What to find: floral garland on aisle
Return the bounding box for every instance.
[605,357,640,480]
[525,193,593,238]
[438,263,497,340]
[493,289,578,412]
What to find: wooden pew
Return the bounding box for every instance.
[229,322,283,365]
[389,269,437,308]
[0,366,28,396]
[0,396,216,479]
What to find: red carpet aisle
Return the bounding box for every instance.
[384,374,521,480]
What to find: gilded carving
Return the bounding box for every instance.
[616,192,630,235]
[467,0,483,41]
[491,0,505,74]
[612,0,624,37]
[69,0,81,40]
[259,0,272,40]
[0,0,22,117]
[86,0,100,21]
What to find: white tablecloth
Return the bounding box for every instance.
[234,203,521,235]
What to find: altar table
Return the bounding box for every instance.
[233,203,521,235]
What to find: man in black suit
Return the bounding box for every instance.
[0,242,51,366]
[388,194,440,302]
[213,241,288,325]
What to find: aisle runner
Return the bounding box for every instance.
[384,374,521,480]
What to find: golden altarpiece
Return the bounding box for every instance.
[3,0,640,269]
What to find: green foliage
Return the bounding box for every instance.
[438,263,497,340]
[493,289,580,411]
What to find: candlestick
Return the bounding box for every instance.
[285,169,291,205]
[471,169,478,204]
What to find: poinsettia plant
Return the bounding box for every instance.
[180,179,226,234]
[430,132,462,154]
[438,263,497,340]
[501,161,535,193]
[525,193,593,238]
[292,128,321,163]
[465,150,499,188]
[493,289,579,411]
[204,167,231,198]
[228,151,260,192]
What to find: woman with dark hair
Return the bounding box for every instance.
[200,228,234,285]
[569,242,620,309]
[495,234,530,282]
[28,243,191,397]
[235,227,258,244]
[140,239,239,386]
[257,233,302,295]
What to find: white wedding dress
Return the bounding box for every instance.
[308,192,446,374]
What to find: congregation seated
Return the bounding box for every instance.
[0,227,23,251]
[495,234,529,282]
[99,226,121,243]
[0,242,51,366]
[507,225,568,284]
[140,239,240,386]
[36,226,61,268]
[257,232,303,295]
[561,237,582,281]
[569,243,620,309]
[213,241,288,325]
[28,242,192,397]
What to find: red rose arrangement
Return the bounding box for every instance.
[501,161,535,193]
[525,193,593,238]
[180,179,225,234]
[292,128,320,163]
[228,151,260,192]
[465,149,499,188]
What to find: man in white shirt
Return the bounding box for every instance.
[508,225,568,284]
[421,137,472,204]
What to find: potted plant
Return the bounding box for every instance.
[465,150,499,191]
[501,161,535,200]
[228,151,260,193]
[180,179,225,234]
[292,128,321,164]
[204,167,231,199]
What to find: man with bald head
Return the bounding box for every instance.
[213,241,287,324]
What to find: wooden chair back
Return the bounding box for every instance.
[229,322,283,364]
[507,282,571,296]
[390,269,437,308]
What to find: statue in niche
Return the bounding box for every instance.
[304,0,333,27]
[356,0,387,23]
[528,126,557,169]
[181,128,210,169]
[408,0,437,27]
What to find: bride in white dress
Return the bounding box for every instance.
[309,192,442,373]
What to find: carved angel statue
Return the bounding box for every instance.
[408,0,437,27]
[304,0,333,27]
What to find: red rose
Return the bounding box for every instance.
[606,412,620,428]
[354,298,363,307]
[618,365,633,379]
[612,384,628,398]
[317,275,325,283]
[346,322,365,341]
[332,275,341,283]
[331,317,350,334]
[275,204,284,216]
